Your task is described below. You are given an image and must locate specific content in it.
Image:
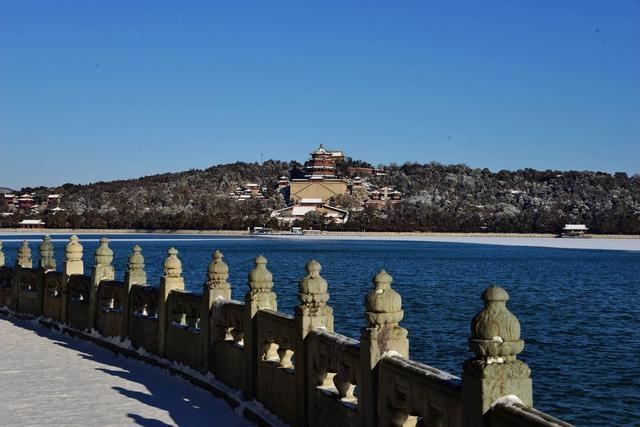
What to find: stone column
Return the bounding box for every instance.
[158,247,185,357]
[295,260,334,427]
[0,241,7,309]
[202,250,231,372]
[15,240,33,268]
[89,237,115,329]
[462,285,532,427]
[0,241,5,267]
[12,241,33,309]
[35,235,56,315]
[122,245,147,339]
[39,235,57,271]
[62,235,83,323]
[360,270,409,427]
[243,255,277,399]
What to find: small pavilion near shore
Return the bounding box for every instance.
[18,219,46,229]
[562,223,588,237]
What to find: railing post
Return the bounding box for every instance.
[295,260,334,427]
[89,237,114,330]
[360,270,409,427]
[158,247,185,357]
[62,235,83,323]
[202,250,231,373]
[243,255,277,400]
[37,235,56,315]
[122,245,146,340]
[39,235,56,271]
[16,241,32,269]
[12,241,33,310]
[462,285,532,427]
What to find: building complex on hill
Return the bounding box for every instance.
[0,191,65,228]
[289,145,348,203]
[270,145,402,226]
[271,145,350,225]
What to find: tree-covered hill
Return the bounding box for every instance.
[3,160,639,233]
[363,164,640,233]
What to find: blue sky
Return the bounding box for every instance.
[1,1,639,189]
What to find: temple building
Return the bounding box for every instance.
[277,176,290,190]
[270,198,349,225]
[229,183,267,201]
[561,224,588,237]
[18,219,45,229]
[17,194,35,210]
[304,144,344,179]
[289,145,347,203]
[47,194,62,207]
[3,194,16,208]
[365,186,402,209]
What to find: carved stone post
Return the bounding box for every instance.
[39,235,56,271]
[158,247,185,357]
[16,240,33,268]
[89,237,115,329]
[35,235,56,315]
[202,250,231,372]
[462,285,532,427]
[360,270,409,427]
[122,245,147,339]
[0,241,6,267]
[12,241,33,309]
[243,255,277,399]
[62,235,83,323]
[295,260,334,427]
[0,241,8,309]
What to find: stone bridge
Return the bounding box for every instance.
[0,236,573,426]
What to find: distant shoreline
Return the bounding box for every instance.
[0,228,639,239]
[0,228,248,236]
[0,228,638,251]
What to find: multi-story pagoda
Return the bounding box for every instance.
[304,144,344,179]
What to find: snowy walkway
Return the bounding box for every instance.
[0,317,251,427]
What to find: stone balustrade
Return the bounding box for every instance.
[0,236,574,427]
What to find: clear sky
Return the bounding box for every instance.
[1,1,639,189]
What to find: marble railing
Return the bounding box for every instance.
[0,236,574,427]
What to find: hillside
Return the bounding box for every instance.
[2,160,639,233]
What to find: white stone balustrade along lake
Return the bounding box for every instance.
[0,235,574,427]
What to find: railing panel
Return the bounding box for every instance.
[128,284,159,354]
[17,268,43,316]
[255,309,296,424]
[210,299,245,390]
[95,280,124,337]
[307,329,360,427]
[378,356,463,427]
[67,275,91,330]
[43,271,63,321]
[166,289,203,370]
[0,266,14,309]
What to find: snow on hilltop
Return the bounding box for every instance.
[4,161,640,233]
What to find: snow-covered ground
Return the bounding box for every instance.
[0,317,251,427]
